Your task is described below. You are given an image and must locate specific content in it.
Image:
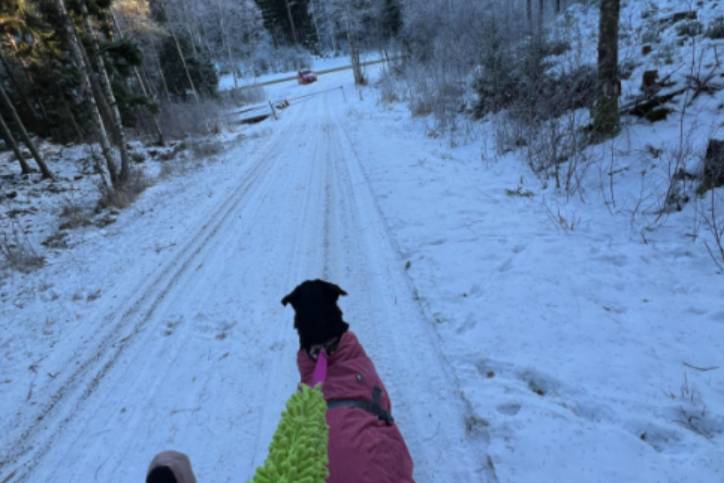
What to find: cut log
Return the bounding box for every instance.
[659,11,697,26]
[622,87,686,122]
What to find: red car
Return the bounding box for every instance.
[297,69,318,85]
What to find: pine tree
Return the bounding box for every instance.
[159,32,217,99]
[255,0,316,48]
[380,0,402,40]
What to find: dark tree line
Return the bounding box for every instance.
[255,0,317,48]
[0,0,220,187]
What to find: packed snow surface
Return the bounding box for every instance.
[2,1,724,482]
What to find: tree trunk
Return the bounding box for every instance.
[111,10,165,145]
[0,53,41,122]
[62,98,86,143]
[171,30,200,103]
[555,0,561,14]
[157,58,172,101]
[0,110,32,174]
[348,35,365,85]
[217,11,238,91]
[0,83,52,178]
[527,0,533,30]
[538,0,545,30]
[592,0,621,137]
[53,0,118,186]
[284,0,300,45]
[81,0,132,184]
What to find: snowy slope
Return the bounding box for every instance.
[343,0,724,481]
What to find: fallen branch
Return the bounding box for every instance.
[620,87,687,119]
[683,361,719,372]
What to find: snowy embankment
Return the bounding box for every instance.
[340,0,724,481]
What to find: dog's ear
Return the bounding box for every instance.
[322,281,347,301]
[281,288,298,307]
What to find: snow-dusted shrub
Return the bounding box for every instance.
[640,2,662,44]
[493,112,528,154]
[98,170,150,210]
[668,373,723,439]
[641,23,661,44]
[59,200,92,230]
[249,44,312,75]
[232,85,266,105]
[524,111,592,195]
[0,225,45,273]
[474,34,593,122]
[702,189,724,270]
[402,62,467,139]
[399,0,489,129]
[705,16,724,39]
[190,140,224,159]
[653,42,676,65]
[676,20,704,38]
[158,100,228,140]
[378,72,401,104]
[472,17,518,118]
[639,1,659,21]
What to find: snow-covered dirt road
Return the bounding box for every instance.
[0,79,491,482]
[4,40,723,482]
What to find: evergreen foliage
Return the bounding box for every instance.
[255,0,317,48]
[159,33,218,99]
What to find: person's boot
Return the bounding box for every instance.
[146,451,197,483]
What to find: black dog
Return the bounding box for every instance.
[281,279,414,483]
[281,279,349,354]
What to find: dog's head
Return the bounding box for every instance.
[281,279,349,353]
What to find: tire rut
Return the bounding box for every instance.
[324,100,498,482]
[0,114,300,482]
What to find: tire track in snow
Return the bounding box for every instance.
[0,109,304,482]
[321,96,498,482]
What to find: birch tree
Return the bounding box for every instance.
[80,0,132,184]
[53,0,118,187]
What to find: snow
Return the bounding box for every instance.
[2,0,724,482]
